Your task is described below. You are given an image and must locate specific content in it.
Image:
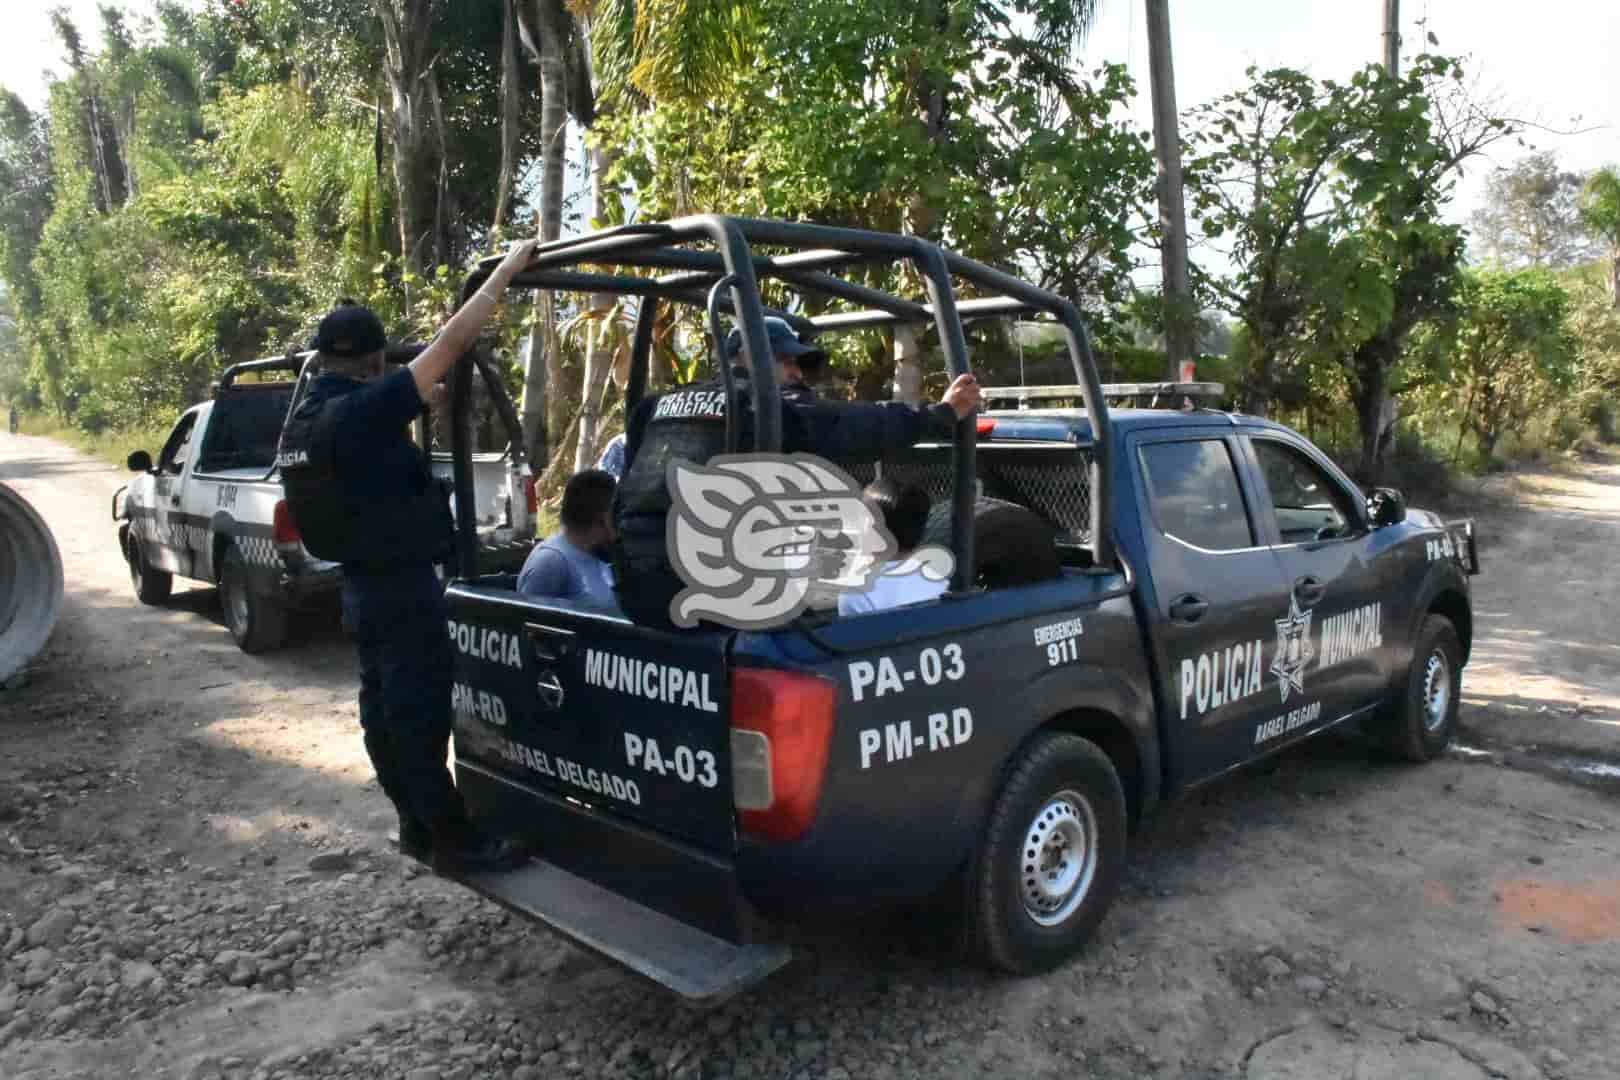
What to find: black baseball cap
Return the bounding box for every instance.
[312,300,387,358]
[725,316,826,372]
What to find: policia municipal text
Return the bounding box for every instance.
[280,239,539,874]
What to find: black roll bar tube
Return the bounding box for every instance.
[940,250,1112,567]
[446,215,1116,583]
[448,283,481,579]
[625,295,659,418]
[705,275,744,454]
[911,242,977,595]
[698,215,780,454]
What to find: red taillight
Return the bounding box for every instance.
[730,668,837,843]
[975,417,995,437]
[272,500,302,554]
[523,473,538,514]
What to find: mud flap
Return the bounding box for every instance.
[452,858,793,1005]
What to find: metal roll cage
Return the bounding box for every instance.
[446,215,1116,594]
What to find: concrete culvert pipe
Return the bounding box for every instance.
[0,481,64,685]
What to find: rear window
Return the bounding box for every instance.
[196,387,294,473]
[1138,439,1254,551]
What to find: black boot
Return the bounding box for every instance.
[390,813,433,861]
[430,820,526,876]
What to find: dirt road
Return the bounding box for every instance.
[2,431,1618,1080]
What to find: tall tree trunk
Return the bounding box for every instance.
[575,146,616,473]
[492,0,522,232]
[518,5,570,469]
[892,325,924,406]
[376,0,444,280]
[84,94,115,213]
[1349,341,1397,484]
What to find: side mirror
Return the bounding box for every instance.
[1368,487,1406,528]
[127,450,153,473]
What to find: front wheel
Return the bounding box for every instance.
[127,532,172,605]
[1367,614,1461,762]
[963,732,1127,974]
[220,544,288,654]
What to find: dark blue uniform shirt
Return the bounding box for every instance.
[308,367,430,512]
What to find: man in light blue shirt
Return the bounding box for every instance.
[517,469,618,607]
[596,432,627,478]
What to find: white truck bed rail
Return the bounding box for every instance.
[983,381,1227,410]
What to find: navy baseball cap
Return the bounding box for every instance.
[312,300,387,358]
[725,316,825,370]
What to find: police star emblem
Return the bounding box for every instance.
[1269,594,1315,703]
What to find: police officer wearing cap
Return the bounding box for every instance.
[279,239,538,874]
[612,314,981,628]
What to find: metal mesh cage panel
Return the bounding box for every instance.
[839,447,1092,544]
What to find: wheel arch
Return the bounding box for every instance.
[1426,587,1472,664]
[209,514,239,583]
[1037,708,1148,834]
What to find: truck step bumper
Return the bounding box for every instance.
[452,857,793,1004]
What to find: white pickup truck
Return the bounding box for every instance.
[112,347,536,653]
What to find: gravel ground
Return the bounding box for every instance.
[3,433,1619,1080]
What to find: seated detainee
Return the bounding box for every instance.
[517,469,619,607]
[839,479,949,616]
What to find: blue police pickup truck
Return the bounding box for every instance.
[430,217,1480,1004]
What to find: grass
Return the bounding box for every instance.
[17,412,172,471]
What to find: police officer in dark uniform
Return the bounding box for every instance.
[612,315,981,627]
[280,239,538,873]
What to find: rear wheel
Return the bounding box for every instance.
[963,732,1127,974]
[126,533,171,605]
[1367,614,1461,762]
[220,544,288,654]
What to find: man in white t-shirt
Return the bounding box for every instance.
[839,479,949,616]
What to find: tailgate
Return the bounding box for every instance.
[445,583,735,851]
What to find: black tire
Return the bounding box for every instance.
[126,532,172,605]
[1366,614,1461,763]
[219,544,288,654]
[922,496,1062,589]
[963,732,1128,974]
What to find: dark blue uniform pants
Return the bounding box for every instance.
[340,564,465,835]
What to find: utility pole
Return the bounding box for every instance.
[1145,0,1194,382]
[1382,0,1400,76]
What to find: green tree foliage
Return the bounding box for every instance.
[3,0,1610,485]
[598,0,1150,386]
[1185,53,1520,480]
[1439,268,1575,459]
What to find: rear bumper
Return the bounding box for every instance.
[455,760,777,946]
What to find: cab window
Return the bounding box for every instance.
[157,413,199,476]
[1138,439,1254,552]
[1251,438,1357,543]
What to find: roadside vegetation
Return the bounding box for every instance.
[1,2,1616,506]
